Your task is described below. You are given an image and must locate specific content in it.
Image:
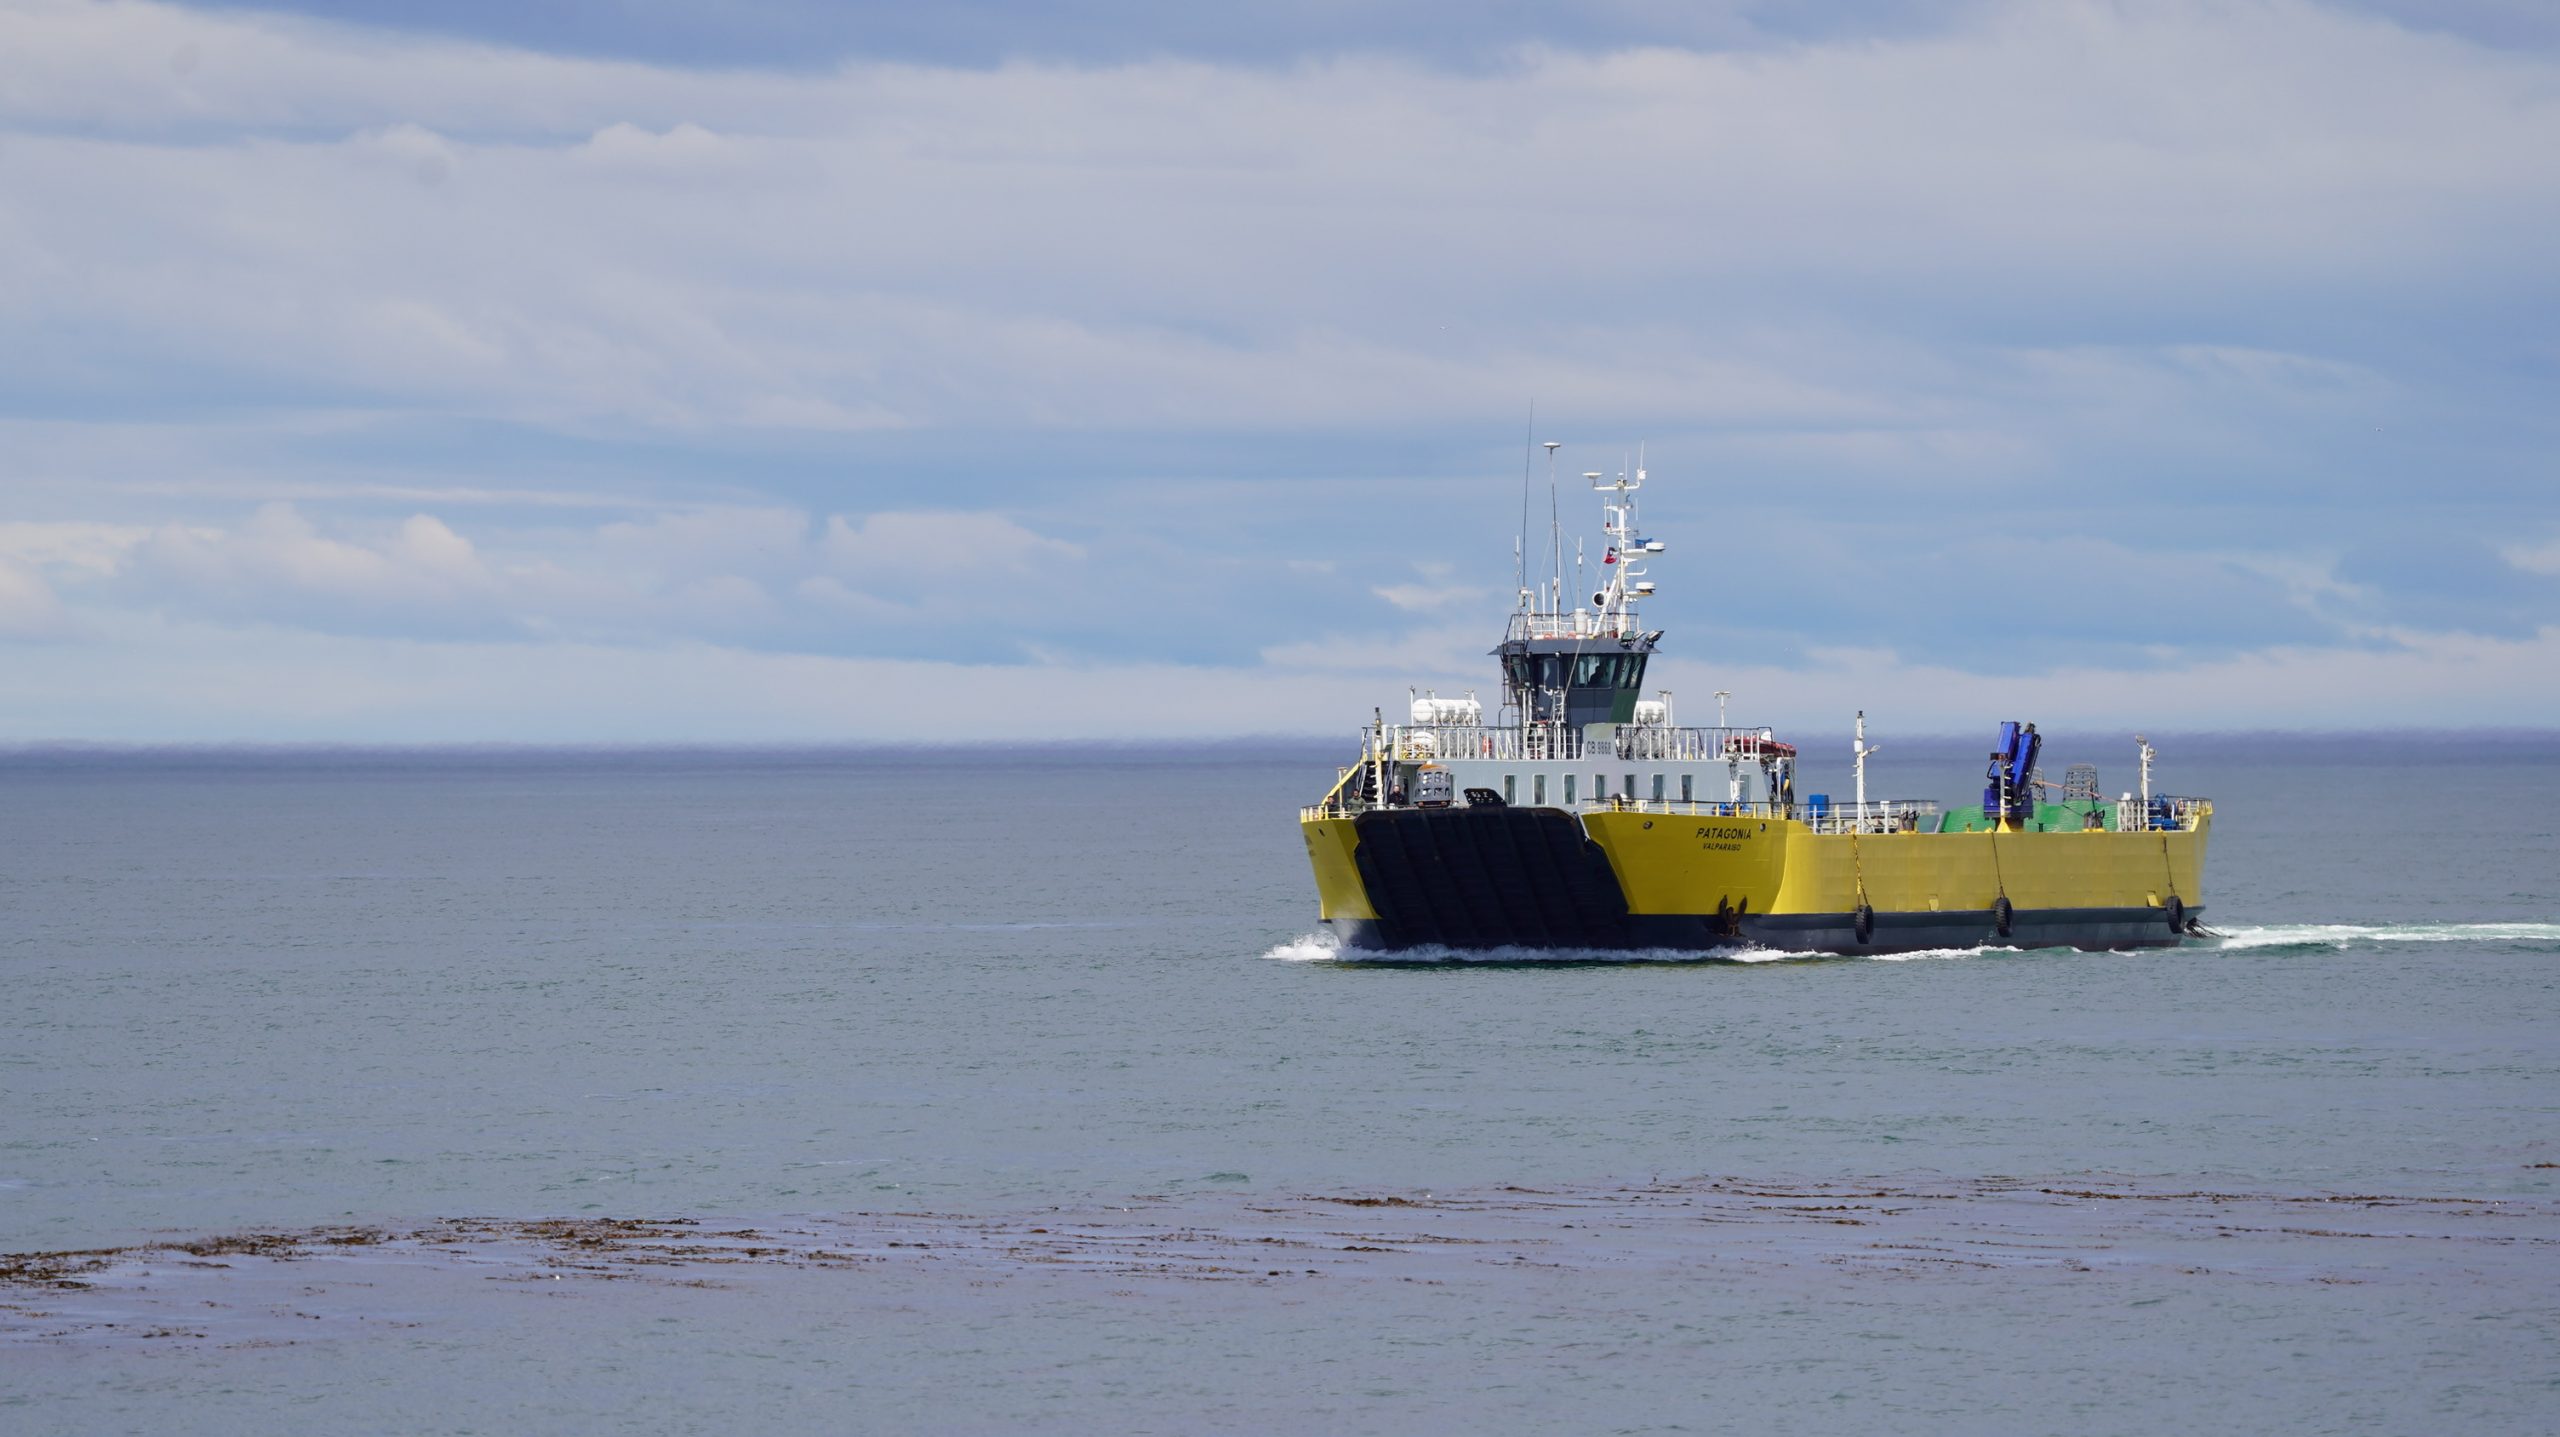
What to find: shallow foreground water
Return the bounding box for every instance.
[4,737,2557,1433]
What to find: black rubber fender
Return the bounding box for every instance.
[1993,895,2014,939]
[1854,903,1874,945]
[2165,895,2185,933]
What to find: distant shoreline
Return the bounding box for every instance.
[4,728,2558,766]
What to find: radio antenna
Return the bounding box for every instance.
[1518,403,1534,606]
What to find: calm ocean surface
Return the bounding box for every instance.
[5,736,2557,1434]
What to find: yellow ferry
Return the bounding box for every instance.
[1300,452,2210,954]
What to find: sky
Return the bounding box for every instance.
[1,0,2555,742]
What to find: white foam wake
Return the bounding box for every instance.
[1262,932,1346,962]
[1863,944,2006,962]
[2212,921,2560,951]
[1259,932,1787,964]
[1263,922,2560,964]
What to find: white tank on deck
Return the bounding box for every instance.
[1633,699,1669,726]
[1409,696,1484,725]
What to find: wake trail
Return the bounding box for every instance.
[1263,921,2560,964]
[2211,921,2560,951]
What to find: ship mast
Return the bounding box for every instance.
[1544,442,1562,618]
[1587,453,1658,633]
[1853,710,1879,814]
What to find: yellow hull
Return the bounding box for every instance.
[1303,805,2210,953]
[1585,809,2208,918]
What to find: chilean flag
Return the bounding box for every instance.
[1603,547,1618,565]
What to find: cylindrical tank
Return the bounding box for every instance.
[1408,697,1483,726]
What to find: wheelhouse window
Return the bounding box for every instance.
[1564,653,1652,689]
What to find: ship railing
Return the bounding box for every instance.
[1800,800,1943,834]
[1615,726,1778,761]
[1593,798,1943,830]
[1386,723,1770,763]
[1300,763,1369,821]
[1607,799,1788,818]
[2112,794,2214,831]
[1389,723,1574,761]
[1505,611,1646,642]
[1310,785,2214,830]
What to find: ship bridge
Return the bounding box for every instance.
[1495,458,1665,731]
[1496,616,1662,730]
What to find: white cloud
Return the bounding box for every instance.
[1259,622,1491,677]
[793,574,909,621]
[596,507,810,581]
[137,503,496,608]
[579,121,730,168]
[0,0,2554,736]
[1648,624,2560,737]
[2,611,2555,743]
[3,0,2553,437]
[0,521,151,576]
[89,500,1103,650]
[819,512,1083,580]
[2506,536,2560,577]
[1372,582,1484,612]
[0,558,68,637]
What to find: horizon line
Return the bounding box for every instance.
[6,725,2560,755]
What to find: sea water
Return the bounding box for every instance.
[3,737,2556,1434]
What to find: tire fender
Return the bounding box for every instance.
[1993,895,2014,939]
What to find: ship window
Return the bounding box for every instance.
[1534,774,1546,804]
[1626,773,1637,801]
[1537,655,1566,689]
[1503,775,1516,804]
[1593,773,1605,800]
[1652,774,1665,802]
[1564,774,1576,804]
[1680,774,1694,802]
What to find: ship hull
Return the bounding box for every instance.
[1303,805,2208,956]
[1322,907,2200,955]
